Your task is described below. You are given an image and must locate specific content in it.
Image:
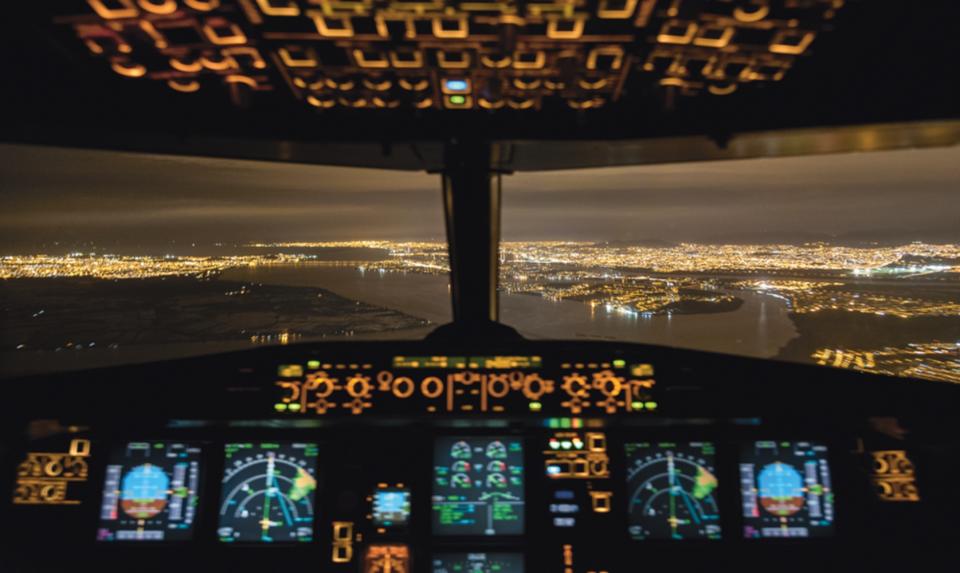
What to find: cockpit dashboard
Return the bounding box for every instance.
[4,339,958,572]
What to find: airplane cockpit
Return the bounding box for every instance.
[2,2,959,572]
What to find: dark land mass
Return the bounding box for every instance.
[0,277,429,352]
[776,310,960,363]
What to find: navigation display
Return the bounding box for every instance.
[97,441,202,542]
[217,442,318,543]
[432,552,524,573]
[373,487,411,528]
[624,441,721,540]
[739,441,835,538]
[432,436,525,536]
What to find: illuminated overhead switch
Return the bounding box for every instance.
[590,491,612,513]
[444,94,473,109]
[278,364,303,377]
[442,78,471,94]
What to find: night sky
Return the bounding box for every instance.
[1,143,958,250]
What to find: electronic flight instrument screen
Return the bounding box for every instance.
[624,441,721,541]
[432,437,525,536]
[739,441,835,539]
[217,442,319,543]
[373,487,412,529]
[96,441,202,542]
[432,552,525,573]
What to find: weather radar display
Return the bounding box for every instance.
[217,442,318,543]
[624,441,721,540]
[432,552,524,573]
[97,441,202,542]
[432,436,525,536]
[739,441,835,538]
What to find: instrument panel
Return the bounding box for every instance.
[3,339,958,572]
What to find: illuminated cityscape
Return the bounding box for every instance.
[812,343,960,384]
[1,241,958,382]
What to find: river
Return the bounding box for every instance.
[221,265,799,358]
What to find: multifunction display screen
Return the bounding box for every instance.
[373,487,411,528]
[432,436,525,536]
[432,552,524,573]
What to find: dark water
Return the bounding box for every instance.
[222,265,799,358]
[0,264,799,377]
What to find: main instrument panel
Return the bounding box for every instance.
[3,340,958,572]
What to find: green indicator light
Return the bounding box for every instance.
[613,359,626,368]
[449,94,466,105]
[560,418,571,429]
[307,360,320,369]
[154,443,164,449]
[644,401,658,410]
[529,401,542,412]
[288,403,302,411]
[274,403,288,412]
[631,401,644,410]
[548,418,560,429]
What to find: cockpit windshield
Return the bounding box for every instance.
[499,147,960,382]
[2,144,958,382]
[0,144,448,377]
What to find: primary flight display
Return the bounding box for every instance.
[97,441,202,542]
[739,441,835,538]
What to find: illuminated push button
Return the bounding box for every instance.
[631,363,654,377]
[443,78,470,93]
[572,460,589,476]
[444,94,472,109]
[590,491,612,513]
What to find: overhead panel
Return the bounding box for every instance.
[59,0,844,112]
